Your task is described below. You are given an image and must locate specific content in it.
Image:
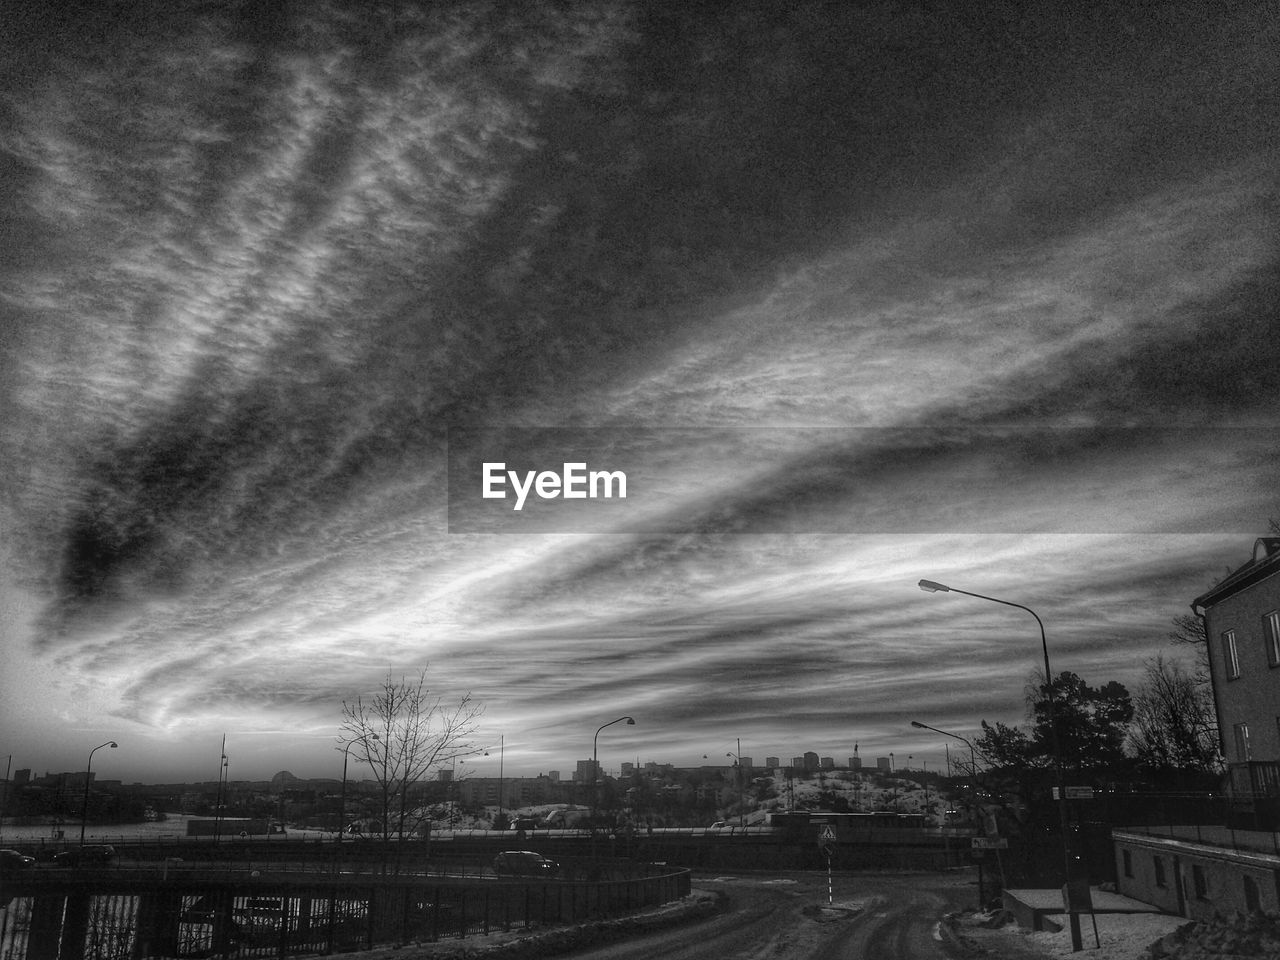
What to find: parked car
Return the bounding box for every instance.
[0,849,36,869]
[492,850,558,877]
[52,845,116,867]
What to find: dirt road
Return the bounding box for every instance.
[557,870,1030,960]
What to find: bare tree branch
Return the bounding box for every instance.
[338,668,484,851]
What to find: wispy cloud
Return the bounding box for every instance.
[1,2,1276,779]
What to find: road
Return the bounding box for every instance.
[559,870,1043,960]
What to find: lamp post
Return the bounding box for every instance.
[1,753,11,844]
[726,738,745,826]
[592,716,635,840]
[338,733,378,838]
[910,720,977,792]
[80,741,117,845]
[889,752,898,809]
[213,742,229,844]
[917,578,1081,950]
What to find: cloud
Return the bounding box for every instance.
[1,2,1277,779]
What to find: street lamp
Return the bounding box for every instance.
[592,716,635,831]
[211,736,231,844]
[80,741,117,845]
[338,733,378,838]
[917,578,1081,949]
[1,753,11,845]
[726,738,745,826]
[910,720,977,791]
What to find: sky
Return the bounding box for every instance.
[1,1,1278,785]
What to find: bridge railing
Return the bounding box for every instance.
[0,862,691,960]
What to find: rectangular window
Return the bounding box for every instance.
[1192,864,1208,899]
[1233,722,1251,761]
[1223,630,1240,679]
[1154,856,1166,887]
[1244,875,1261,913]
[1122,849,1133,878]
[1264,611,1280,667]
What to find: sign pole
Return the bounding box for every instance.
[817,824,837,905]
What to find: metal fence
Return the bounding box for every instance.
[0,863,691,960]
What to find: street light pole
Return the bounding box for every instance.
[1,753,11,845]
[918,579,1081,950]
[338,733,378,837]
[592,716,635,838]
[910,720,977,792]
[726,738,745,826]
[80,741,117,845]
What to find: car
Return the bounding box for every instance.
[52,844,116,867]
[492,850,558,877]
[0,849,36,869]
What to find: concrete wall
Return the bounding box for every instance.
[1114,832,1280,920]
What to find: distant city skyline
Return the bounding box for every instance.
[3,6,1277,785]
[3,739,944,787]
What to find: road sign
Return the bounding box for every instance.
[818,825,836,841]
[971,837,1008,849]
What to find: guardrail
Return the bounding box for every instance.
[0,861,691,960]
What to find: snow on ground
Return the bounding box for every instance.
[972,911,1188,959]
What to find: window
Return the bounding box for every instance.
[1244,875,1261,913]
[1192,864,1208,899]
[1233,722,1251,761]
[1154,856,1167,887]
[1122,849,1133,878]
[1264,612,1280,667]
[1223,630,1240,679]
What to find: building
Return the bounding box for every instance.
[456,775,569,809]
[1112,537,1280,919]
[1193,536,1280,826]
[848,756,862,770]
[876,757,891,771]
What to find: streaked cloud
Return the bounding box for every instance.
[1,1,1276,780]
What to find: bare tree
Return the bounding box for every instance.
[339,669,483,844]
[1127,655,1221,779]
[1166,612,1209,685]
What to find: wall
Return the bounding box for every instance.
[1114,832,1280,920]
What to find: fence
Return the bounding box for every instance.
[0,862,691,960]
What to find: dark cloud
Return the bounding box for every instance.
[1,1,1277,779]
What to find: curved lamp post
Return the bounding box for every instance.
[592,716,635,843]
[338,733,378,838]
[910,720,978,790]
[80,741,117,845]
[917,578,1081,950]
